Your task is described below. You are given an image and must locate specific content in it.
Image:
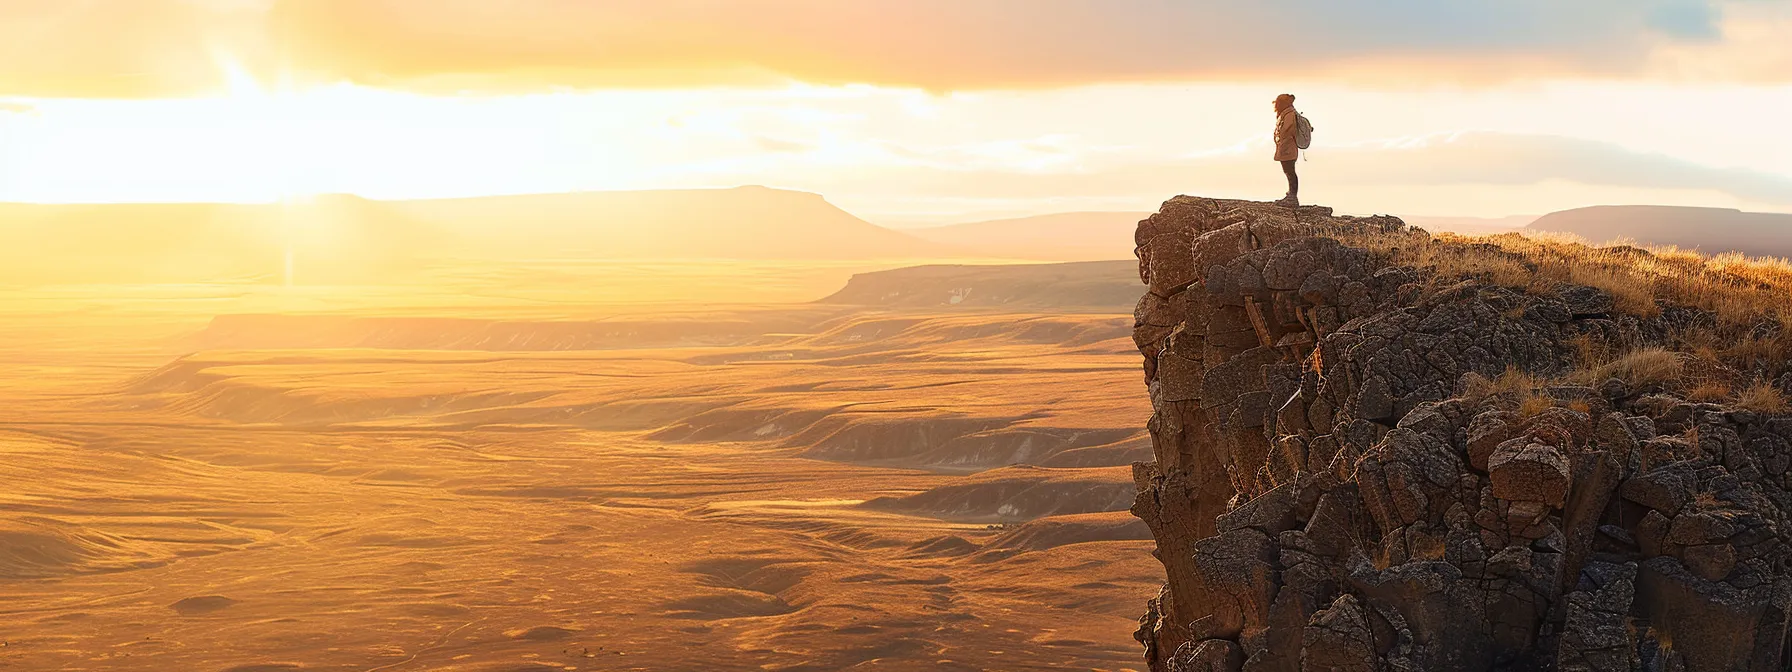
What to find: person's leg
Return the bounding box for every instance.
[1281,160,1299,198]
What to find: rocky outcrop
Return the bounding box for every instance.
[1129,197,1792,671]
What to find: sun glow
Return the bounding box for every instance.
[213,54,324,200]
[0,52,671,204]
[0,74,1789,220]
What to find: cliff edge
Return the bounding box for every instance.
[1129,196,1792,671]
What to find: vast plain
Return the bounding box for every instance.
[0,253,1161,672]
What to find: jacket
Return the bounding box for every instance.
[1274,107,1299,162]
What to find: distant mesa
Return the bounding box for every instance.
[818,260,1140,310]
[1528,205,1792,260]
[905,211,1149,261]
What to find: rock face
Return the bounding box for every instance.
[1129,197,1792,672]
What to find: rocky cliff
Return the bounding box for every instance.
[1128,197,1792,671]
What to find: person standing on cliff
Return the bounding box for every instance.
[1273,94,1307,207]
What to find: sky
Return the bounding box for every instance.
[1,0,1791,222]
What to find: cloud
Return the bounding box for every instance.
[753,136,813,154]
[1648,0,1725,37]
[0,0,1784,97]
[265,0,1755,91]
[1648,1,1792,81]
[0,0,272,97]
[0,102,36,115]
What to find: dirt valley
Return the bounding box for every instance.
[4,1,1787,668]
[0,259,1159,672]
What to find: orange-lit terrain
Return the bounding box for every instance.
[0,257,1159,672]
[6,2,1790,670]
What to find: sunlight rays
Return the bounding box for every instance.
[0,77,1789,220]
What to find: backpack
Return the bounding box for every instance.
[1294,113,1314,150]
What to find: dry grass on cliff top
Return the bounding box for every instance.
[1344,226,1792,324]
[1333,222,1792,399]
[1336,224,1792,328]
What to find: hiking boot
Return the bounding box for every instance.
[1275,195,1300,207]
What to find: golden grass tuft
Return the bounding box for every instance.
[1736,382,1790,414]
[1688,382,1733,403]
[1464,366,1543,401]
[1333,225,1792,326]
[1569,334,1615,368]
[1728,337,1785,362]
[1517,392,1555,419]
[1565,347,1684,388]
[1461,366,1563,418]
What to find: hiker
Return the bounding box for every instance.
[1272,93,1311,207]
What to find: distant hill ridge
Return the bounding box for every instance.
[1528,204,1792,260]
[0,187,950,284]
